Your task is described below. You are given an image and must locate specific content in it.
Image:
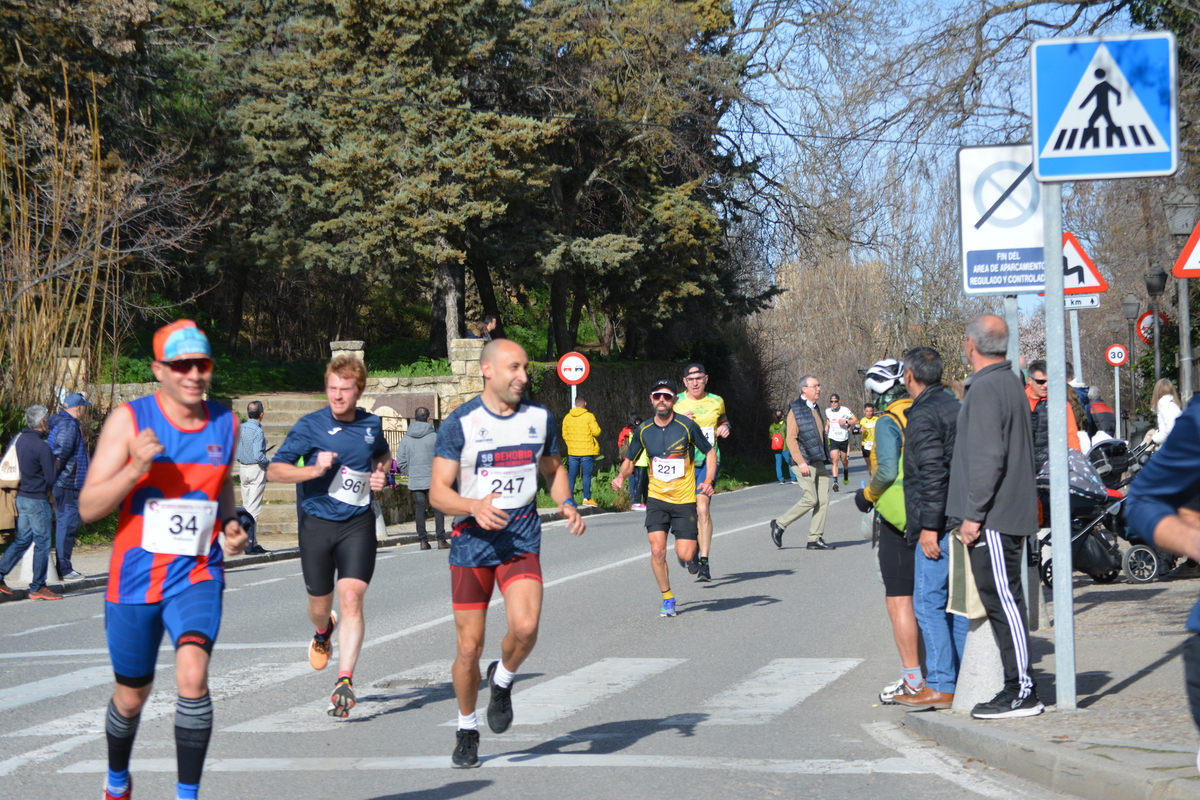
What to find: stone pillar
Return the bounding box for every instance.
[449,338,484,400]
[950,618,1006,711]
[330,340,366,363]
[56,347,87,393]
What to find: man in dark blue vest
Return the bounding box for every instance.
[769,374,835,550]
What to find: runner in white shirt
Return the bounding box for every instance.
[825,394,858,491]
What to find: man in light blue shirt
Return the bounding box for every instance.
[235,401,269,553]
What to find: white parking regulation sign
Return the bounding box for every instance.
[958,144,1045,295]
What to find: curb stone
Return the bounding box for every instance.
[0,505,608,604]
[903,710,1200,800]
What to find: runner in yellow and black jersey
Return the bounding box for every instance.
[612,379,713,617]
[675,363,730,582]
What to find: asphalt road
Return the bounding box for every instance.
[0,478,1077,800]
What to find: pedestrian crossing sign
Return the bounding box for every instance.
[1032,32,1177,181]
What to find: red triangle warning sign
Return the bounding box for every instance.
[1062,232,1108,295]
[1173,219,1200,278]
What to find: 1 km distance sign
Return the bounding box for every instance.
[556,352,590,385]
[1106,344,1128,366]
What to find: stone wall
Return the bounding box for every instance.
[85,344,742,468]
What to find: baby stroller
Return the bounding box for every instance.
[1091,439,1174,583]
[1036,448,1123,588]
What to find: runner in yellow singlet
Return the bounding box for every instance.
[674,363,729,582]
[858,403,878,479]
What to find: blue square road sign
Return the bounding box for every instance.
[1032,32,1177,181]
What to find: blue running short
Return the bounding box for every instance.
[105,579,223,687]
[695,458,721,487]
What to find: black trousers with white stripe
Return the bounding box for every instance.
[969,529,1037,699]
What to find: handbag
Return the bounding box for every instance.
[948,529,987,619]
[0,433,22,490]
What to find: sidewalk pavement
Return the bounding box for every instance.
[0,504,606,603]
[901,573,1200,800]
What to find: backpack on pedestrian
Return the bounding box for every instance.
[0,433,22,490]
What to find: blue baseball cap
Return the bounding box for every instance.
[64,393,91,409]
[153,320,212,362]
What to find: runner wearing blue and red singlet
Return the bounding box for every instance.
[80,320,248,800]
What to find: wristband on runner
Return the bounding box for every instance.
[561,498,578,508]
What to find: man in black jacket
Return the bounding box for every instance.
[891,347,968,711]
[948,314,1042,719]
[0,406,63,599]
[769,375,835,550]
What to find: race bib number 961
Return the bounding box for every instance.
[142,498,218,556]
[329,466,372,507]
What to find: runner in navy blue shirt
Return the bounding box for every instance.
[430,339,585,768]
[268,356,390,718]
[1126,399,1200,757]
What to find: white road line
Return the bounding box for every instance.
[0,643,307,661]
[863,721,1029,798]
[225,662,454,734]
[442,658,685,727]
[61,753,933,775]
[661,658,861,726]
[0,667,114,712]
[7,622,79,637]
[242,577,289,587]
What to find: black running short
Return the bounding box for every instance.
[299,510,377,596]
[828,438,850,453]
[877,515,915,597]
[644,498,698,540]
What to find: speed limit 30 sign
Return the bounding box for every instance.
[1105,344,1128,367]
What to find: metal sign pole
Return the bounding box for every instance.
[1181,278,1193,405]
[1114,365,1122,438]
[1005,296,1021,376]
[1044,182,1076,710]
[1069,309,1084,383]
[571,384,577,408]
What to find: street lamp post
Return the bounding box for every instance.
[1122,293,1141,437]
[1146,269,1168,384]
[1164,186,1197,405]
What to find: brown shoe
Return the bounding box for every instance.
[0,579,12,595]
[893,686,953,711]
[420,541,432,550]
[29,586,63,600]
[438,541,450,550]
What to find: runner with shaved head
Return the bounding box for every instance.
[430,338,585,768]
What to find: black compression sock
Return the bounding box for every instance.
[175,693,213,788]
[106,698,141,774]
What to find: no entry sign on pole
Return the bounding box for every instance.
[1138,311,1168,344]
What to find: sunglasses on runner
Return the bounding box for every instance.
[650,392,675,401]
[163,358,214,374]
[1031,378,1048,385]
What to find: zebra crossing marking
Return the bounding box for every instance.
[661,658,861,726]
[441,657,685,727]
[0,667,114,713]
[226,662,454,734]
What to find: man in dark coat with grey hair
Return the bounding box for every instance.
[948,313,1041,720]
[396,407,446,549]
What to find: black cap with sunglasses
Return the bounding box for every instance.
[650,379,678,395]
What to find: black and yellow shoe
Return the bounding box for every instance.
[327,677,356,718]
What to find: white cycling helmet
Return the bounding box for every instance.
[864,358,906,407]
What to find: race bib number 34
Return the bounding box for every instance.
[142,499,218,556]
[329,466,372,507]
